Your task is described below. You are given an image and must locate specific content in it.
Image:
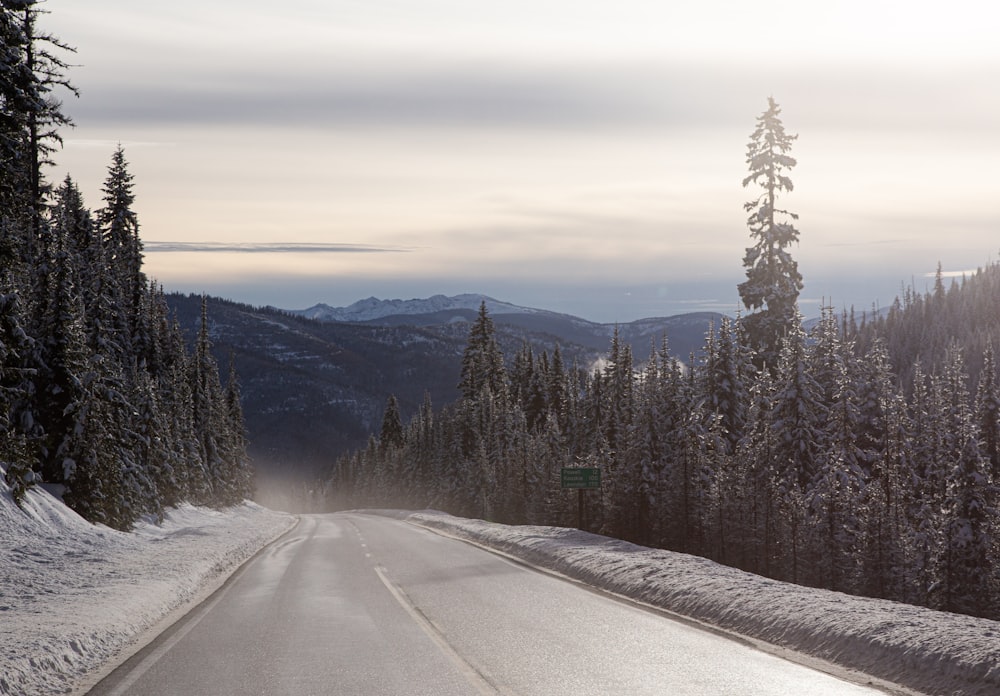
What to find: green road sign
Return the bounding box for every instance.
[561,467,601,489]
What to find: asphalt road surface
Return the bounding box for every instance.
[87,513,887,695]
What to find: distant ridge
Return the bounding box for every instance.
[283,293,724,363]
[291,294,543,323]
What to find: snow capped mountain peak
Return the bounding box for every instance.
[293,294,541,323]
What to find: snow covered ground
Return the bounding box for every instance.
[3,473,997,696]
[404,511,1000,696]
[0,473,294,696]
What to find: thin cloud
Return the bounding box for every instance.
[67,58,1000,133]
[144,241,410,253]
[817,239,906,248]
[924,269,980,279]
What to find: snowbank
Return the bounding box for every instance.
[0,473,294,696]
[405,511,1000,696]
[4,482,995,696]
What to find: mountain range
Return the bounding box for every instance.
[166,293,723,509]
[289,294,722,358]
[292,294,547,323]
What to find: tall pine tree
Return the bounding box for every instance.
[738,97,803,370]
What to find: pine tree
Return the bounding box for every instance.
[510,341,533,405]
[738,364,780,576]
[97,146,146,356]
[546,344,568,429]
[0,2,254,523]
[600,328,638,539]
[190,296,223,504]
[935,343,997,617]
[58,369,128,527]
[603,327,634,456]
[131,365,173,515]
[32,215,88,481]
[943,435,997,618]
[901,362,941,606]
[630,342,664,547]
[856,339,910,599]
[379,394,404,451]
[701,316,751,455]
[222,353,253,502]
[770,314,823,492]
[458,302,507,402]
[168,318,209,502]
[738,97,803,369]
[527,411,564,525]
[975,341,1000,482]
[38,229,135,528]
[0,271,38,502]
[768,314,822,582]
[524,356,549,432]
[50,176,122,358]
[0,5,33,255]
[407,391,435,504]
[0,1,75,240]
[807,306,864,591]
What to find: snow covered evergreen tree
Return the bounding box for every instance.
[903,362,946,607]
[975,341,1000,482]
[32,216,89,481]
[97,145,146,356]
[0,3,253,525]
[51,176,114,355]
[0,272,38,502]
[629,341,667,547]
[807,307,864,591]
[936,344,997,617]
[942,425,996,618]
[856,339,910,600]
[0,1,75,242]
[458,302,507,402]
[189,296,252,506]
[701,316,751,455]
[770,315,823,492]
[767,314,822,582]
[738,97,802,370]
[601,328,637,540]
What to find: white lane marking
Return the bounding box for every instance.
[372,565,501,696]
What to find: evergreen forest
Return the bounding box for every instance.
[1,2,252,529]
[328,101,1000,621]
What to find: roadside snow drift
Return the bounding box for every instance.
[0,473,294,696]
[4,479,997,696]
[405,511,1000,696]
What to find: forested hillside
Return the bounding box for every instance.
[1,2,251,529]
[168,292,720,512]
[161,294,613,509]
[855,264,1000,391]
[330,290,1000,620]
[328,100,1000,621]
[164,294,471,492]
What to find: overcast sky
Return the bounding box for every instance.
[45,0,1000,322]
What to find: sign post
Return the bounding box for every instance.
[561,467,601,530]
